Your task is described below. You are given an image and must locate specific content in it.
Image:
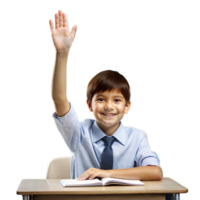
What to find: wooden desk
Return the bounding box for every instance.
[17,177,188,200]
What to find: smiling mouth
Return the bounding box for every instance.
[101,113,117,116]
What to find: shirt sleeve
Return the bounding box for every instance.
[52,102,83,152]
[136,133,160,167]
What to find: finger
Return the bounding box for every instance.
[59,10,63,27]
[63,13,70,33]
[55,13,59,29]
[71,24,78,34]
[89,173,96,180]
[49,20,54,32]
[63,13,70,30]
[71,25,77,39]
[70,24,75,37]
[70,26,75,38]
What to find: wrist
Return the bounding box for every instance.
[56,49,70,57]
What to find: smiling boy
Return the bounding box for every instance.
[50,10,163,181]
[87,90,128,136]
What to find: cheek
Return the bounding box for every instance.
[94,103,105,114]
[117,105,126,113]
[91,100,97,111]
[95,104,102,112]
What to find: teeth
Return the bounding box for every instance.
[103,114,115,116]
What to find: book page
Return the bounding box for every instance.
[60,179,103,187]
[101,178,144,186]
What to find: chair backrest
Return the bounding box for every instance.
[46,157,71,179]
[44,156,137,179]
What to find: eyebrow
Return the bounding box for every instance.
[95,94,124,99]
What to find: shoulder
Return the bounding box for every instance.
[123,124,147,139]
[80,118,95,129]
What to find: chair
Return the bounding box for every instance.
[46,157,137,179]
[46,157,71,179]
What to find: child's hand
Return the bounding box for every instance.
[76,168,111,181]
[49,10,77,54]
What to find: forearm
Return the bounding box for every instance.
[52,50,69,102]
[109,166,163,181]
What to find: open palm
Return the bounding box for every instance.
[49,10,77,53]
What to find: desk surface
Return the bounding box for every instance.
[17,177,188,195]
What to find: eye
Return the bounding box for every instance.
[97,98,121,102]
[97,98,104,101]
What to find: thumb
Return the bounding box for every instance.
[71,25,77,39]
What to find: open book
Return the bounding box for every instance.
[60,177,144,187]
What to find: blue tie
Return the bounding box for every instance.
[100,136,115,170]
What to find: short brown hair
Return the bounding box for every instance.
[87,70,131,105]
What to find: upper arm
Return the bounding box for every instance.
[53,98,70,117]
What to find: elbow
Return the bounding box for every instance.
[148,165,163,181]
[147,165,163,181]
[156,174,163,181]
[155,167,163,181]
[157,176,163,181]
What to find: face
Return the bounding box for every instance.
[86,90,131,133]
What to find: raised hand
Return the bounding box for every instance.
[49,10,77,53]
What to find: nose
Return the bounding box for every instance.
[104,101,113,110]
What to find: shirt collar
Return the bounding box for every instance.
[92,121,126,146]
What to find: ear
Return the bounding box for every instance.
[124,100,131,114]
[86,99,93,112]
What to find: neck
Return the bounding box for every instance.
[97,122,120,136]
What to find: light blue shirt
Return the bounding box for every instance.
[52,102,160,179]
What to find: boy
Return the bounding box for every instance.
[49,10,163,181]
